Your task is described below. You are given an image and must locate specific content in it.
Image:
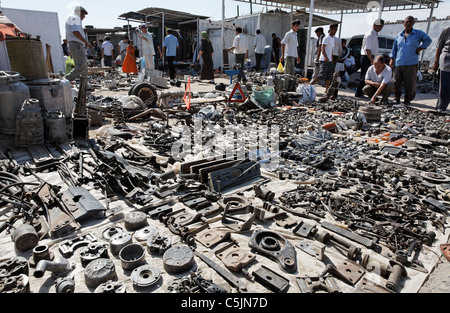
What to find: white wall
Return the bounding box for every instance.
[1,8,64,73]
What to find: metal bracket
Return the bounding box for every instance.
[252,265,290,293]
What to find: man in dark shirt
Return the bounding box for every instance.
[62,39,69,56]
[272,33,281,64]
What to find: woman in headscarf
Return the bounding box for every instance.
[122,40,138,75]
[197,31,215,83]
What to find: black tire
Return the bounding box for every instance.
[130,83,158,108]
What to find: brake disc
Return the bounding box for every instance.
[101,226,123,241]
[420,172,450,184]
[134,226,158,242]
[131,264,161,288]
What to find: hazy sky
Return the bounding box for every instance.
[2,0,449,38]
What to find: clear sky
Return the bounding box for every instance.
[1,0,449,39]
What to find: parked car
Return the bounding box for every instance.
[347,34,395,71]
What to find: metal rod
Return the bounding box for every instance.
[378,0,384,19]
[304,0,315,78]
[420,6,434,66]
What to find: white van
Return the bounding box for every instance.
[347,34,396,70]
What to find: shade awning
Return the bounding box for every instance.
[233,0,440,14]
[118,7,210,25]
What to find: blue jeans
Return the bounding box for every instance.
[437,70,450,111]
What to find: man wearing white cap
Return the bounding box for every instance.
[135,24,155,70]
[355,18,384,97]
[65,6,93,81]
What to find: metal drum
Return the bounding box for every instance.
[5,37,48,81]
[44,111,67,144]
[0,71,30,135]
[26,79,67,116]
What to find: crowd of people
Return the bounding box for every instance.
[62,6,449,113]
[62,6,178,80]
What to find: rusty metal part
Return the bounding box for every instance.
[34,257,74,279]
[252,265,290,293]
[295,239,325,260]
[215,242,256,272]
[55,276,75,293]
[30,245,54,267]
[222,202,256,232]
[191,272,228,293]
[0,274,30,293]
[248,229,297,273]
[11,224,39,252]
[58,233,98,258]
[101,226,123,241]
[194,228,231,248]
[254,184,275,201]
[131,264,161,288]
[316,231,361,260]
[163,245,196,274]
[217,195,251,214]
[124,211,149,231]
[193,250,251,293]
[37,183,79,238]
[293,220,318,238]
[84,258,117,289]
[252,202,287,222]
[60,187,106,222]
[147,234,172,254]
[386,259,407,292]
[321,220,376,249]
[94,280,127,293]
[321,260,365,286]
[79,242,109,268]
[119,243,146,270]
[134,226,158,242]
[354,277,393,293]
[296,276,341,293]
[109,232,133,255]
[0,257,29,278]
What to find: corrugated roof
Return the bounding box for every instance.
[233,0,440,14]
[119,7,210,25]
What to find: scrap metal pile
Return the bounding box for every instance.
[0,71,449,294]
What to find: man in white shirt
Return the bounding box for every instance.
[118,36,129,67]
[102,37,114,67]
[318,24,338,94]
[135,24,156,70]
[355,18,384,97]
[254,29,267,71]
[344,53,356,76]
[280,19,301,76]
[363,55,394,104]
[228,27,249,83]
[65,6,93,82]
